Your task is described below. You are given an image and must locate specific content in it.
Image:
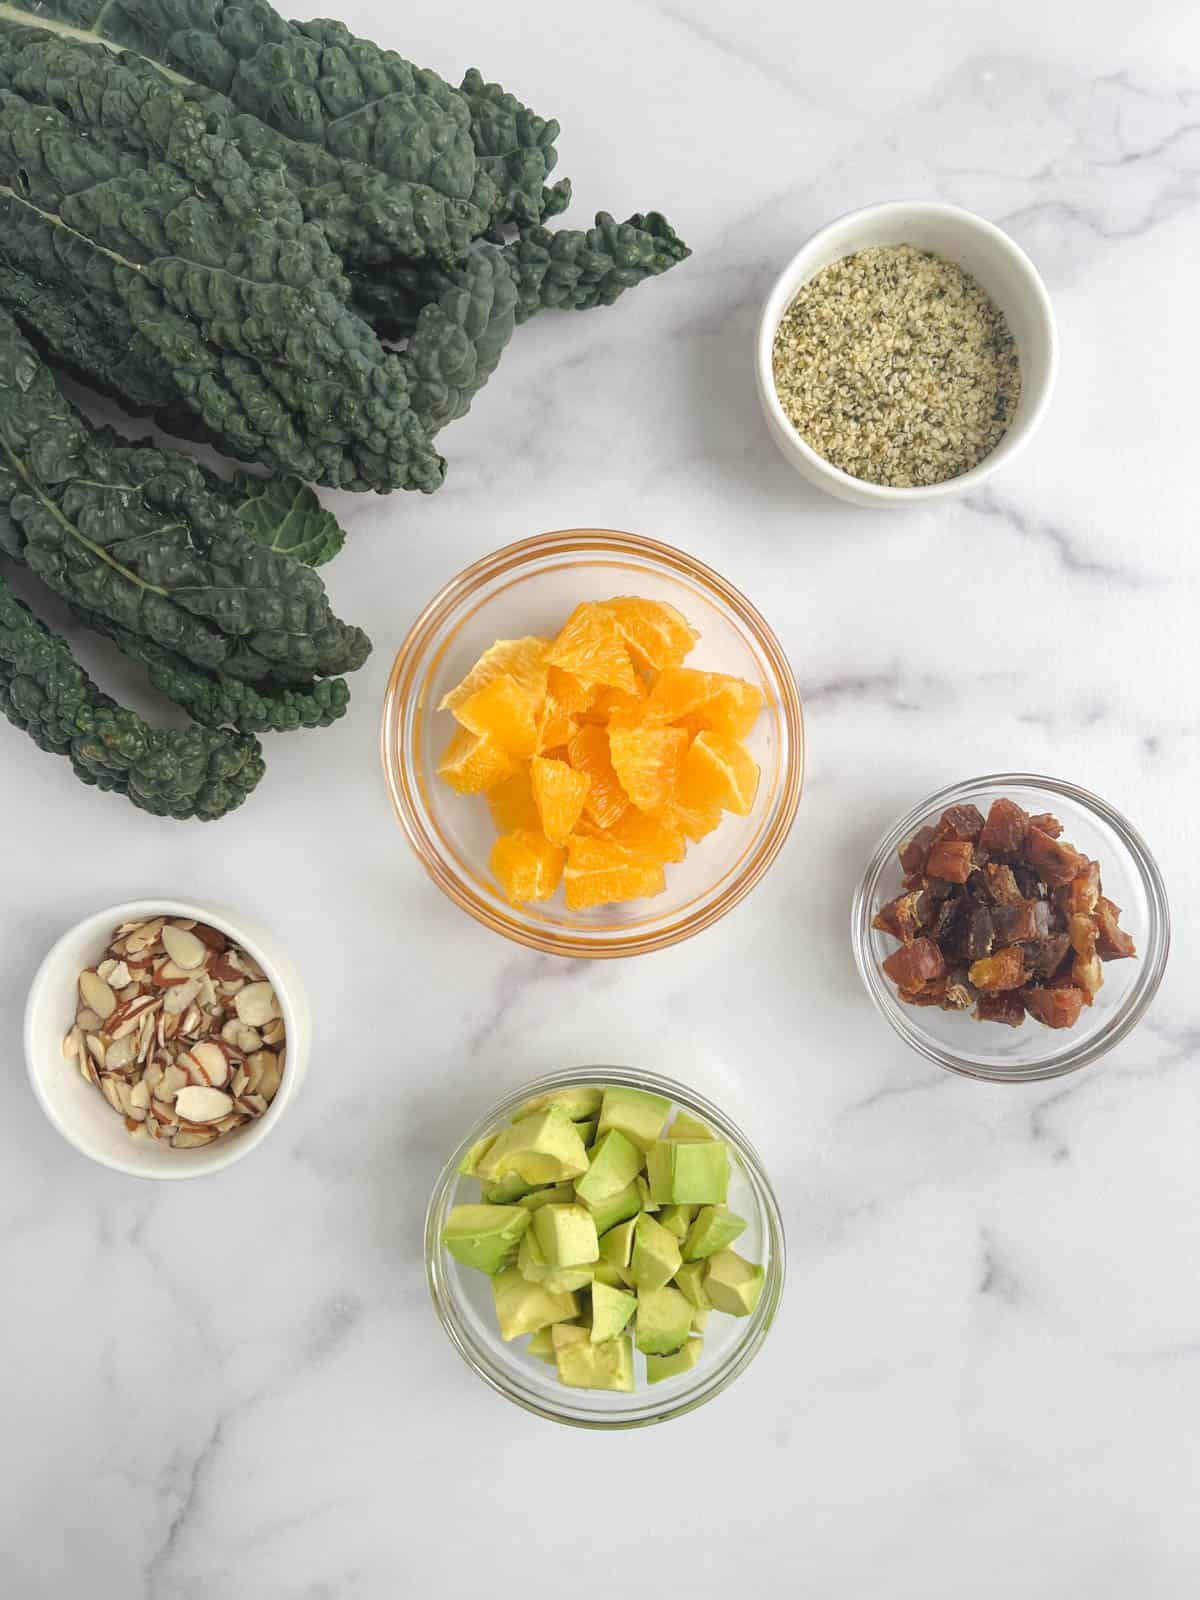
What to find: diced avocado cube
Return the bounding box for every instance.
[591,1258,625,1288]
[476,1104,588,1185]
[481,1171,537,1204]
[555,1336,635,1392]
[645,1140,730,1205]
[629,1212,682,1292]
[704,1249,765,1318]
[574,1129,645,1206]
[691,1307,710,1333]
[672,1259,711,1310]
[519,1183,576,1212]
[591,1280,638,1343]
[532,1203,599,1267]
[492,1268,579,1340]
[669,1110,715,1141]
[526,1327,557,1365]
[551,1321,591,1350]
[635,1176,659,1213]
[596,1086,671,1153]
[598,1217,638,1270]
[635,1285,694,1355]
[576,1118,599,1148]
[580,1176,643,1236]
[441,1203,531,1275]
[517,1227,549,1282]
[659,1204,698,1241]
[543,1266,595,1293]
[682,1204,747,1261]
[458,1134,498,1176]
[515,1087,604,1123]
[646,1338,704,1384]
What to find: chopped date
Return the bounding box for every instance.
[926,838,974,883]
[1024,985,1085,1029]
[968,944,1026,992]
[935,803,985,842]
[975,992,1026,1027]
[898,825,936,875]
[882,938,945,993]
[978,797,1029,855]
[879,792,1136,1030]
[1024,826,1087,887]
[1096,897,1136,960]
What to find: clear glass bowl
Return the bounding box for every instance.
[851,774,1170,1082]
[425,1067,786,1429]
[381,529,803,957]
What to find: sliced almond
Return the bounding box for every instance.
[124,918,164,953]
[79,970,117,1020]
[79,1054,100,1088]
[162,925,207,971]
[97,958,117,981]
[191,923,227,953]
[75,1007,102,1033]
[256,1053,283,1103]
[63,1026,82,1060]
[163,979,201,1017]
[231,1065,248,1097]
[100,1076,123,1114]
[109,994,161,1040]
[188,1042,229,1089]
[105,1034,137,1073]
[106,960,131,989]
[172,1128,218,1149]
[236,1092,269,1119]
[174,1086,233,1124]
[234,982,279,1028]
[85,1034,107,1070]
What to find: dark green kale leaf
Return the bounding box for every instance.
[220,473,345,568]
[0,568,265,818]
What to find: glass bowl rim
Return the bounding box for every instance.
[424,1065,787,1429]
[381,528,804,959]
[850,772,1170,1083]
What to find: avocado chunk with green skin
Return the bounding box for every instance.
[519,1183,576,1212]
[646,1140,730,1205]
[532,1204,599,1267]
[682,1204,747,1261]
[669,1110,715,1141]
[629,1212,682,1291]
[556,1336,635,1392]
[441,1204,531,1275]
[574,1129,645,1206]
[492,1268,579,1340]
[458,1134,498,1176]
[704,1249,765,1318]
[598,1217,638,1270]
[596,1086,672,1153]
[636,1176,660,1213]
[481,1171,538,1204]
[636,1285,695,1355]
[659,1204,698,1241]
[646,1338,705,1384]
[551,1321,591,1350]
[516,1087,604,1122]
[476,1105,589,1186]
[581,1177,644,1236]
[526,1327,558,1364]
[673,1259,711,1310]
[591,1280,638,1343]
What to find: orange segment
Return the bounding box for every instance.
[567,723,629,829]
[681,731,759,816]
[603,597,698,673]
[563,836,667,911]
[491,829,565,905]
[658,790,722,844]
[487,767,540,833]
[437,727,517,794]
[546,603,639,695]
[581,808,687,865]
[454,673,539,758]
[440,637,551,713]
[607,722,689,813]
[647,668,765,740]
[530,755,591,846]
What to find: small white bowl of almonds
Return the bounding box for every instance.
[25,900,308,1178]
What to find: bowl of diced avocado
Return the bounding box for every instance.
[426,1069,785,1426]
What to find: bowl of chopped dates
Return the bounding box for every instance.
[851,776,1169,1081]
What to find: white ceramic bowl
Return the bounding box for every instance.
[755,200,1058,507]
[25,899,309,1179]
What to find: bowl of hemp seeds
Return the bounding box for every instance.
[755,201,1057,508]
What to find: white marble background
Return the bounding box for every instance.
[2,0,1199,1595]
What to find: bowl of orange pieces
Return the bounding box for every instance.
[382,530,804,957]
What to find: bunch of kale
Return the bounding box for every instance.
[0,0,689,492]
[0,1,687,818]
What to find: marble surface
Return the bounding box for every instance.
[2,0,1198,1594]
